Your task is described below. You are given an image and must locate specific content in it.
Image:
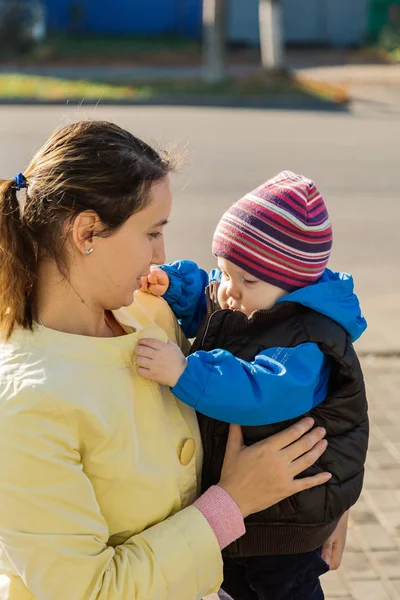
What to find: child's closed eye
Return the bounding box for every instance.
[244,279,258,285]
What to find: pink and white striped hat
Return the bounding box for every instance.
[212,171,333,291]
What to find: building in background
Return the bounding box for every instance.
[41,0,397,48]
[229,0,369,47]
[42,0,202,37]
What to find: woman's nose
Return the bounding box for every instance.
[151,237,166,266]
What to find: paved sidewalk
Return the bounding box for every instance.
[292,63,400,86]
[0,64,260,81]
[206,357,400,600]
[292,61,400,118]
[323,357,400,599]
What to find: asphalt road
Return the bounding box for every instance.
[0,104,398,353]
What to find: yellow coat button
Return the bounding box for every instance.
[179,438,195,466]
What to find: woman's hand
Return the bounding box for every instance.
[219,419,331,518]
[140,266,170,297]
[136,338,187,387]
[321,510,350,570]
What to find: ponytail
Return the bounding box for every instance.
[0,179,37,340]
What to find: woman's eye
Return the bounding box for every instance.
[148,232,162,240]
[221,272,230,280]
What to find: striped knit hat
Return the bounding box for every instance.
[212,171,333,291]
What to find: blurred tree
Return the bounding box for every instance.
[68,1,85,34]
[0,0,40,55]
[202,0,285,82]
[202,0,228,82]
[259,0,285,70]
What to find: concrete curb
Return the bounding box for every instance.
[0,94,350,112]
[358,351,400,359]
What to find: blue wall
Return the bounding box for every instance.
[44,0,202,37]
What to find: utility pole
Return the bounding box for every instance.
[259,0,285,70]
[202,0,228,83]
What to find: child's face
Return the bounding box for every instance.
[217,258,287,317]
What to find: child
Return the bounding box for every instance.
[136,171,369,600]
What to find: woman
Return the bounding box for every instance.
[0,120,334,600]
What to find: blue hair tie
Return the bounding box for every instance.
[13,173,27,191]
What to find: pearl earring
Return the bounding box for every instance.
[84,248,94,256]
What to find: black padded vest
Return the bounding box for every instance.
[192,283,369,556]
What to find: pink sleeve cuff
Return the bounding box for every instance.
[193,485,245,550]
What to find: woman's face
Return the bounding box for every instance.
[75,177,172,311]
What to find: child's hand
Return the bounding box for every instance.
[135,338,187,387]
[140,266,169,297]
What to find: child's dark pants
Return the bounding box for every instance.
[222,548,330,600]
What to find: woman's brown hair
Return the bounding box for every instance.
[0,120,173,340]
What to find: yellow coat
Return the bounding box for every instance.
[0,293,222,600]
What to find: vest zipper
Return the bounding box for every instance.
[199,309,224,348]
[197,301,295,351]
[197,300,302,489]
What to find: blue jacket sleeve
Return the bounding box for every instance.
[160,261,215,338]
[171,343,331,426]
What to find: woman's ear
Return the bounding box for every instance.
[71,210,104,255]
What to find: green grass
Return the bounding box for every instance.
[373,25,400,63]
[0,72,349,105]
[26,34,200,63]
[391,47,400,61]
[383,45,400,62]
[0,74,150,101]
[135,73,299,96]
